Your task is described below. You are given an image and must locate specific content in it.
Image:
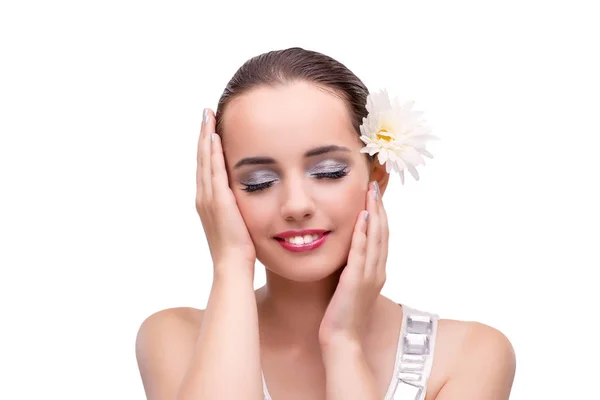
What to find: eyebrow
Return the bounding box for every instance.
[233,145,351,169]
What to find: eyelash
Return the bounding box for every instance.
[242,181,273,193]
[242,169,349,193]
[314,169,348,180]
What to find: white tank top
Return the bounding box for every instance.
[262,304,439,400]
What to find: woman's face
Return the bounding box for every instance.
[221,81,374,282]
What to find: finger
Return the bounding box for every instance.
[364,182,382,278]
[201,108,214,201]
[346,210,369,280]
[196,113,206,196]
[210,132,230,204]
[377,186,389,282]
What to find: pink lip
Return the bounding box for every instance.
[275,231,331,253]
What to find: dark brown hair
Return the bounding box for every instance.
[214,47,371,146]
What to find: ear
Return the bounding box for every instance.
[369,159,390,196]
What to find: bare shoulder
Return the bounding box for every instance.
[135,307,205,400]
[428,319,516,399]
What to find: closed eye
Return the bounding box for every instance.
[241,180,276,192]
[312,169,349,179]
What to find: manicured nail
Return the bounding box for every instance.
[203,108,209,124]
[211,133,215,142]
[373,181,379,201]
[364,211,369,221]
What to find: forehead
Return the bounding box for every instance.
[221,81,359,161]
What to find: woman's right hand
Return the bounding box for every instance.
[196,108,256,276]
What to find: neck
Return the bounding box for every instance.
[256,267,343,353]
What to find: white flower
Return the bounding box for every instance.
[359,89,438,184]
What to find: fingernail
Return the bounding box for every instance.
[373,181,379,201]
[364,211,369,221]
[211,133,215,142]
[203,108,209,124]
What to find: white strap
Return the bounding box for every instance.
[385,305,439,400]
[262,370,272,400]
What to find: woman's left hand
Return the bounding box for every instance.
[318,181,389,348]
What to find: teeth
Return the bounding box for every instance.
[284,233,322,245]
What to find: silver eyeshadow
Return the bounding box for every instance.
[240,160,349,186]
[310,160,348,175]
[241,170,279,186]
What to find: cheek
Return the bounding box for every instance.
[234,193,273,238]
[319,178,368,227]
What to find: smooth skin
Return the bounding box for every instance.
[136,82,516,400]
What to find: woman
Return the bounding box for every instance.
[135,47,516,400]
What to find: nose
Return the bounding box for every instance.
[280,173,316,222]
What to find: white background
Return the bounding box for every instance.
[1,0,598,398]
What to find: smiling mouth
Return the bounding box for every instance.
[274,231,332,253]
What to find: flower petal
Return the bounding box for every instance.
[400,146,425,166]
[378,148,388,165]
[407,164,420,181]
[420,149,433,159]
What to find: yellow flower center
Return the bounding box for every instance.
[376,129,394,142]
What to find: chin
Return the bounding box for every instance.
[257,245,346,283]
